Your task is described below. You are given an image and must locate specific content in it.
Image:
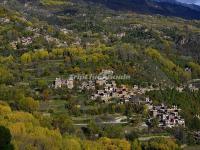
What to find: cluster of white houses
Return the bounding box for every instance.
[54,77,74,89]
[52,70,185,128]
[78,70,155,104]
[7,22,75,50]
[147,104,185,128]
[91,82,144,103]
[78,70,129,102]
[10,37,33,49]
[0,17,10,23]
[53,70,158,103]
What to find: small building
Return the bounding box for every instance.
[54,77,74,89]
[54,78,62,89]
[67,78,74,89]
[0,17,10,23]
[21,37,33,46]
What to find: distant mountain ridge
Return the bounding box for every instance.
[4,0,200,19]
[154,0,200,11]
[84,0,200,19]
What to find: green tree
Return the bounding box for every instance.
[189,116,200,130]
[18,97,39,112]
[0,67,14,84]
[52,115,75,134]
[0,126,14,150]
[62,138,81,150]
[144,138,180,150]
[151,118,159,128]
[37,79,48,90]
[42,89,51,101]
[103,125,124,139]
[33,49,49,60]
[131,140,142,150]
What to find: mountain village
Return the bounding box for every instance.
[53,70,186,128]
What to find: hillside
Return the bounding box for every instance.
[82,0,200,19]
[2,0,200,82]
[1,0,200,150]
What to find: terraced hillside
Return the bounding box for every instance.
[1,0,200,149]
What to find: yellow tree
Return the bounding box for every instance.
[21,53,32,64]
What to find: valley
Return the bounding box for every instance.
[1,0,200,149]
